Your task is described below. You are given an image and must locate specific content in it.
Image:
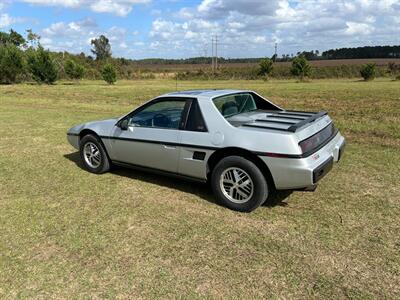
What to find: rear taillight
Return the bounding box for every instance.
[299,123,336,154]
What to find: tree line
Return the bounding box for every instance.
[322,46,400,59]
[0,29,117,84]
[1,28,400,84]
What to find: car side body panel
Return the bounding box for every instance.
[105,126,181,173]
[67,89,345,190]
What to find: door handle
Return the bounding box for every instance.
[162,145,176,150]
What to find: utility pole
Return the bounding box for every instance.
[211,35,219,72]
[274,42,277,62]
[211,36,215,71]
[215,35,218,70]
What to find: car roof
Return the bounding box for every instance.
[161,89,251,99]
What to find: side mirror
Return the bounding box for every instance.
[119,119,129,130]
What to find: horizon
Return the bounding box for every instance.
[1,0,399,59]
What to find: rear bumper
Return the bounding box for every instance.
[260,132,345,190]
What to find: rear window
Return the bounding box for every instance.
[213,93,258,117]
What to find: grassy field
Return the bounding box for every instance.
[0,79,399,298]
[134,58,400,71]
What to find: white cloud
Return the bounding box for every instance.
[254,36,267,44]
[154,0,400,57]
[0,12,27,28]
[43,18,96,37]
[345,22,374,35]
[184,31,197,40]
[21,0,150,16]
[41,18,132,56]
[0,13,13,28]
[14,0,400,58]
[197,0,280,18]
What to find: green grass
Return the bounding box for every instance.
[0,79,399,298]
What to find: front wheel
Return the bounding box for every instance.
[211,156,269,212]
[79,134,111,174]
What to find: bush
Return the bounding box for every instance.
[0,44,25,84]
[360,63,376,81]
[27,46,58,84]
[291,55,312,80]
[396,75,400,81]
[259,58,273,79]
[387,62,400,79]
[64,59,85,81]
[101,63,117,84]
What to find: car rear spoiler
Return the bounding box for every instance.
[242,110,328,132]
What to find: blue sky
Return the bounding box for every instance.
[1,0,399,59]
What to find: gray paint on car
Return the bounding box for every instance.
[67,89,345,189]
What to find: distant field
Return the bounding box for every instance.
[0,79,399,298]
[133,58,400,71]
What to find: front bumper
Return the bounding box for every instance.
[260,132,345,190]
[67,133,80,150]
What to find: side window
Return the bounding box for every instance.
[128,100,186,129]
[185,100,207,132]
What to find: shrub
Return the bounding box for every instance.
[396,75,400,81]
[291,55,312,80]
[360,63,376,81]
[258,58,273,79]
[27,46,58,84]
[64,59,85,81]
[101,63,117,84]
[0,44,25,84]
[387,62,400,79]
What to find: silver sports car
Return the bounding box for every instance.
[67,89,345,212]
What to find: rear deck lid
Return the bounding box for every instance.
[237,110,329,133]
[228,110,338,156]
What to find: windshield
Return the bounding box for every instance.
[213,93,257,118]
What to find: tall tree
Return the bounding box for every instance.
[0,44,25,84]
[0,29,26,46]
[91,35,111,60]
[27,46,58,84]
[26,29,41,48]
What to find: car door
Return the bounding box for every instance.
[178,99,213,180]
[110,98,189,173]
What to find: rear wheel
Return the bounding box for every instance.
[211,156,269,212]
[79,134,110,174]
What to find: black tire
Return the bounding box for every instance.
[211,156,269,212]
[79,134,111,174]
